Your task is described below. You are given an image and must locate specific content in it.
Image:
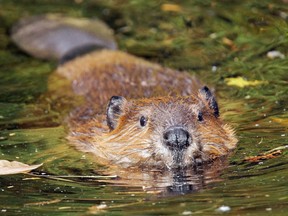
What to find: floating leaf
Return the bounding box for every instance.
[222,37,237,51]
[161,4,182,12]
[270,117,288,126]
[225,77,268,88]
[0,160,42,175]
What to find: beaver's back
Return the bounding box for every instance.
[56,50,202,113]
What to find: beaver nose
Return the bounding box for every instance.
[163,126,190,150]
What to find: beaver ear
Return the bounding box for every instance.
[199,86,219,117]
[106,96,127,130]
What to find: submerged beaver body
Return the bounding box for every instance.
[12,15,237,171]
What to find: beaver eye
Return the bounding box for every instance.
[198,112,204,122]
[140,116,148,127]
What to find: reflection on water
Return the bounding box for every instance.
[91,157,229,196]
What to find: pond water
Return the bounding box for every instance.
[0,0,288,215]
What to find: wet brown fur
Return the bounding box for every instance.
[52,50,237,170]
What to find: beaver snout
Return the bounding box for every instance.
[163,126,190,150]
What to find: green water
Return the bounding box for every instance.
[0,0,288,215]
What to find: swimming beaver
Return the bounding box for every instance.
[12,14,237,170]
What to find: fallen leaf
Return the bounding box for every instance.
[161,4,183,12]
[270,117,288,126]
[222,37,237,51]
[0,160,43,175]
[225,76,268,88]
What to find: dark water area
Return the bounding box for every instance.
[0,0,288,215]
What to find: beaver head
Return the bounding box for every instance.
[101,86,237,169]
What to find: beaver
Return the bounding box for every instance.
[11,14,237,171]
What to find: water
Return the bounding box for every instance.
[0,0,288,215]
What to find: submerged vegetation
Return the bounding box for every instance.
[0,0,287,215]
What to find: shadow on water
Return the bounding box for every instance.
[0,0,288,215]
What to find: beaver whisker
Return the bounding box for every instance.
[202,142,228,155]
[199,124,226,133]
[115,146,154,164]
[103,130,146,143]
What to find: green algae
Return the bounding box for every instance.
[0,0,288,215]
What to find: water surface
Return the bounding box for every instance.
[0,0,287,215]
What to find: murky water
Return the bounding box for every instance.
[0,0,288,215]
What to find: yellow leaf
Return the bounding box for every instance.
[161,4,183,12]
[225,77,268,88]
[222,37,237,51]
[270,117,288,126]
[0,160,43,175]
